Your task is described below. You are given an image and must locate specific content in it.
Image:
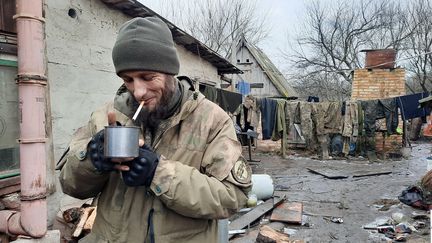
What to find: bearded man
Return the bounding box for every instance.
[59,16,251,243]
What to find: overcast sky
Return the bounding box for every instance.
[138,0,309,71]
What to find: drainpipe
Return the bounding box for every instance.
[0,0,47,238]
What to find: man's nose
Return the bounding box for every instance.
[133,79,147,100]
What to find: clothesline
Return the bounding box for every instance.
[234,91,431,159]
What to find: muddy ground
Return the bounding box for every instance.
[230,141,432,243]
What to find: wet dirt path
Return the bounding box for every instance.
[235,142,431,242]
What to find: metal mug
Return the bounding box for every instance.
[104,126,140,158]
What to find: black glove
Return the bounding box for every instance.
[122,145,159,187]
[88,130,116,172]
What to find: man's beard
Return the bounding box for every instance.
[132,77,176,129]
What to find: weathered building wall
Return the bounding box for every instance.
[177,45,220,85]
[351,68,406,155]
[45,0,221,161]
[43,0,223,226]
[45,0,128,161]
[235,47,281,97]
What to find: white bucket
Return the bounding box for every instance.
[250,174,274,200]
[427,156,432,171]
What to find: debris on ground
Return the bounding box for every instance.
[256,225,305,243]
[52,200,96,242]
[270,202,303,224]
[399,170,432,211]
[229,196,307,242]
[411,211,429,220]
[399,185,432,210]
[328,232,339,240]
[392,212,409,224]
[372,198,400,211]
[323,216,343,224]
[72,206,96,237]
[229,196,285,236]
[231,143,431,242]
[283,228,298,236]
[363,211,430,242]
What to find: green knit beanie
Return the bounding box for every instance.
[112,17,180,75]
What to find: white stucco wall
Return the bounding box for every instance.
[45,0,221,161]
[234,46,280,97]
[45,0,128,161]
[177,45,220,84]
[43,0,222,225]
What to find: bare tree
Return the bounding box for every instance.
[289,71,351,101]
[158,0,270,57]
[403,0,432,93]
[284,0,416,99]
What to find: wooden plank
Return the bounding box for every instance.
[270,202,303,224]
[72,207,95,237]
[307,167,349,179]
[83,208,97,230]
[256,225,290,243]
[0,175,20,188]
[307,167,392,179]
[352,170,392,178]
[0,184,20,197]
[229,196,285,231]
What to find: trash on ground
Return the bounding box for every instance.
[229,229,246,235]
[323,216,344,224]
[391,212,406,224]
[283,228,298,236]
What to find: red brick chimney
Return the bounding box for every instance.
[361,49,397,69]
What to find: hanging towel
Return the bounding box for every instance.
[200,85,218,103]
[217,89,242,114]
[237,80,251,96]
[396,92,430,121]
[272,99,287,141]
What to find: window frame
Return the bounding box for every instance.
[0,58,20,191]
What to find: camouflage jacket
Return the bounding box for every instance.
[59,81,251,243]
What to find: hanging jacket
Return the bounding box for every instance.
[259,98,277,140]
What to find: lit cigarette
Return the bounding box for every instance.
[132,101,145,121]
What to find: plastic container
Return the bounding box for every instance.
[427,156,432,171]
[247,194,258,207]
[250,174,274,200]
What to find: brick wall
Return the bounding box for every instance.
[351,68,406,155]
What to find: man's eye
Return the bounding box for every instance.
[123,78,133,83]
[142,75,156,81]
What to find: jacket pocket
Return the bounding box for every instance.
[153,200,208,238]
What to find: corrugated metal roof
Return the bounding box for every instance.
[240,39,297,97]
[100,0,241,75]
